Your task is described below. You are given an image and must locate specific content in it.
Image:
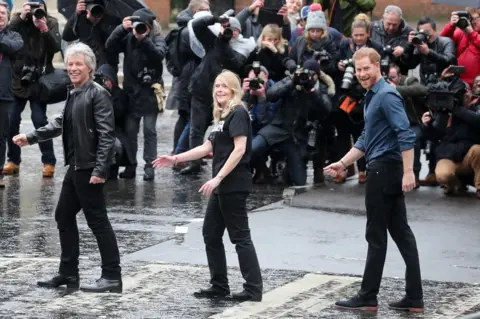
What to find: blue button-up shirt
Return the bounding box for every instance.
[354,78,416,163]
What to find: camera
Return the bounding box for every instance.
[412,30,430,45]
[456,11,471,29]
[82,0,105,18]
[427,80,462,112]
[21,65,37,86]
[27,2,46,19]
[94,75,110,91]
[293,69,316,91]
[340,58,356,90]
[383,45,394,56]
[248,61,265,91]
[137,67,154,84]
[222,27,233,41]
[313,50,331,64]
[129,16,148,34]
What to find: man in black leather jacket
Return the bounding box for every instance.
[403,17,457,85]
[13,43,122,293]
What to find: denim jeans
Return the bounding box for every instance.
[125,113,158,167]
[174,121,190,155]
[8,97,56,165]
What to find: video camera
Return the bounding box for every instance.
[129,16,148,34]
[293,68,316,91]
[82,0,105,18]
[412,30,430,45]
[427,80,463,112]
[26,2,46,19]
[456,11,471,29]
[340,58,356,90]
[248,61,265,91]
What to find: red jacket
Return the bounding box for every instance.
[440,23,480,86]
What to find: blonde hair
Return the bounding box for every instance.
[352,13,371,33]
[212,70,245,123]
[304,28,329,51]
[467,7,480,19]
[352,47,381,64]
[257,24,286,54]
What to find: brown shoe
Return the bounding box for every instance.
[358,171,367,184]
[2,162,19,175]
[42,164,55,178]
[334,175,346,184]
[419,173,438,186]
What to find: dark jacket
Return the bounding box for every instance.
[176,8,194,27]
[285,34,338,76]
[235,7,291,41]
[403,36,457,85]
[105,23,167,117]
[26,81,115,178]
[258,76,332,146]
[395,76,428,125]
[245,45,288,82]
[371,19,414,74]
[62,13,121,69]
[0,27,24,102]
[188,16,247,104]
[243,79,281,134]
[9,12,61,99]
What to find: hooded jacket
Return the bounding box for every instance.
[9,7,61,99]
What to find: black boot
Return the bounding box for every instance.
[388,296,424,312]
[144,166,155,181]
[180,162,201,175]
[37,274,79,289]
[193,286,229,299]
[119,166,136,179]
[335,294,378,311]
[108,165,119,180]
[80,277,122,293]
[231,290,262,302]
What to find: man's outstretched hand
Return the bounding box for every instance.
[324,162,346,178]
[13,134,29,147]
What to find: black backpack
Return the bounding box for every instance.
[165,26,187,77]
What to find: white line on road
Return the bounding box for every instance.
[175,226,188,234]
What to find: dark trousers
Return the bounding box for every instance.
[55,167,121,279]
[411,124,423,179]
[0,102,10,179]
[359,160,423,300]
[173,110,189,152]
[189,96,212,155]
[334,111,366,172]
[125,112,157,167]
[8,97,56,165]
[203,192,263,297]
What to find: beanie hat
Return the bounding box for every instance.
[303,59,320,75]
[132,8,156,29]
[229,17,242,32]
[305,5,327,31]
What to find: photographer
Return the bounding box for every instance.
[285,5,337,77]
[180,13,256,175]
[62,0,121,70]
[404,17,456,85]
[422,71,480,197]
[333,13,383,184]
[440,9,480,86]
[175,0,210,27]
[371,5,414,74]
[250,59,332,186]
[0,1,23,186]
[105,9,167,181]
[5,0,60,177]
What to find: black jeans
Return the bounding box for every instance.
[0,102,10,179]
[359,160,423,300]
[55,167,121,279]
[203,192,263,297]
[189,96,212,156]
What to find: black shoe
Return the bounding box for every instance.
[119,166,136,179]
[108,166,119,180]
[193,286,229,299]
[180,163,201,175]
[37,274,79,289]
[231,290,262,302]
[80,277,122,293]
[143,166,155,181]
[388,296,424,312]
[335,294,378,311]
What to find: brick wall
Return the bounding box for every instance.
[145,0,170,28]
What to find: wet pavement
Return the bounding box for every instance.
[1,101,480,318]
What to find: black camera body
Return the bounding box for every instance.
[248,61,265,91]
[83,0,105,18]
[313,50,331,64]
[21,65,38,86]
[27,2,46,20]
[137,67,154,85]
[456,11,471,29]
[130,16,148,35]
[340,58,356,90]
[427,80,462,112]
[293,69,316,91]
[222,27,233,41]
[412,30,430,45]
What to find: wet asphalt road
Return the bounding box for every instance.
[1,101,480,318]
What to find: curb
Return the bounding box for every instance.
[282,185,312,206]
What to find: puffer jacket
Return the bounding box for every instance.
[26,81,115,178]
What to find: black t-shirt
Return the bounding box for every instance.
[208,106,253,194]
[64,95,75,166]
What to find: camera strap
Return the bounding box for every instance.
[41,54,48,76]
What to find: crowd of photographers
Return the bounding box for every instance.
[0,0,478,199]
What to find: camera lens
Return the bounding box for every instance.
[134,22,148,34]
[88,4,104,18]
[33,8,46,19]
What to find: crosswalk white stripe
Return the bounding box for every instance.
[210,274,361,319]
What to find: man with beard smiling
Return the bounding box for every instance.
[324,48,424,312]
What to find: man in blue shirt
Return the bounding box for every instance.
[324,47,424,313]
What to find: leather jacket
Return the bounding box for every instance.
[26,81,115,178]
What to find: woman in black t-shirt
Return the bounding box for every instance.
[153,70,263,302]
